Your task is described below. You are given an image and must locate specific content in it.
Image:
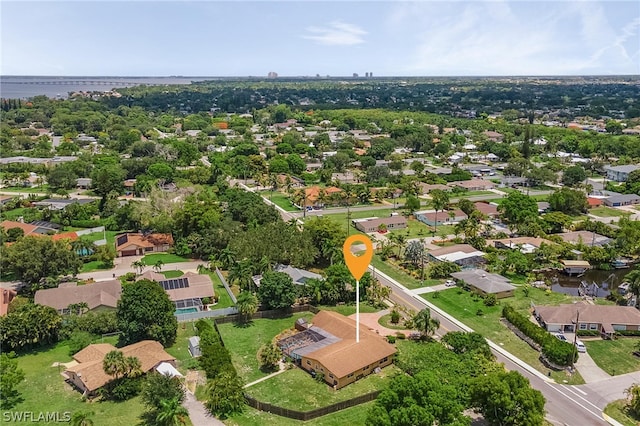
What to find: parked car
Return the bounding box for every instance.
[445,280,456,287]
[554,333,567,342]
[575,339,587,353]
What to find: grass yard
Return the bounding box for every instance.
[260,191,299,212]
[378,314,409,330]
[604,400,639,426]
[317,304,381,316]
[166,322,199,370]
[1,207,35,220]
[208,271,235,309]
[584,338,640,376]
[1,185,50,193]
[320,208,398,225]
[217,313,314,383]
[424,286,585,384]
[84,230,119,246]
[10,342,146,426]
[141,253,192,265]
[224,402,374,426]
[387,218,432,239]
[370,255,423,290]
[455,190,496,197]
[162,270,184,278]
[589,206,631,218]
[246,365,400,411]
[80,260,112,273]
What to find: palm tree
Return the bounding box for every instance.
[155,397,189,426]
[268,173,279,201]
[236,291,259,322]
[626,269,640,308]
[229,260,254,292]
[322,239,343,265]
[412,308,440,339]
[103,350,127,379]
[153,259,165,273]
[217,248,235,270]
[70,411,95,426]
[131,260,146,275]
[395,233,407,258]
[430,189,450,235]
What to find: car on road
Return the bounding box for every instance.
[575,339,587,353]
[554,333,567,342]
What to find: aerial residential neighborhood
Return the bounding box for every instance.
[1,2,640,424]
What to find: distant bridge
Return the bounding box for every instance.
[5,80,141,86]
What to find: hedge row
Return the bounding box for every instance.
[195,319,237,379]
[502,306,577,366]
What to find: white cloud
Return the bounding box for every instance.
[303,21,367,46]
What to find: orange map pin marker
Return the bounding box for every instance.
[343,235,374,281]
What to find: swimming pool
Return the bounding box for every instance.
[175,307,198,315]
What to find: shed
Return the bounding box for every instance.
[188,336,201,357]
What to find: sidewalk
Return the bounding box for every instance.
[183,390,224,426]
[244,361,288,388]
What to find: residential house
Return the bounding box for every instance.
[1,288,17,316]
[1,220,77,241]
[556,231,612,247]
[353,215,407,233]
[302,186,343,208]
[252,264,322,288]
[451,269,516,299]
[473,202,498,218]
[115,233,174,257]
[534,302,640,338]
[587,198,603,208]
[138,271,214,311]
[427,244,486,268]
[415,209,467,226]
[64,340,176,396]
[603,194,640,207]
[417,183,451,195]
[34,280,122,314]
[483,131,504,142]
[331,171,359,184]
[278,311,396,389]
[32,198,95,211]
[75,178,92,189]
[489,237,553,254]
[604,165,640,182]
[448,180,496,191]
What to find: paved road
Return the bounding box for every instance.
[77,258,207,281]
[371,266,612,426]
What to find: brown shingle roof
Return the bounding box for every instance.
[66,340,175,392]
[115,233,174,251]
[137,272,214,301]
[536,302,640,327]
[0,220,39,236]
[428,243,478,257]
[34,280,122,311]
[304,311,396,379]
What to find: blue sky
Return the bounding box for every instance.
[2,1,639,76]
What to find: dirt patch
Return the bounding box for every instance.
[185,370,206,393]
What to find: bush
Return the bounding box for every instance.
[476,309,484,316]
[387,335,396,344]
[483,294,497,307]
[396,332,406,340]
[67,331,95,356]
[390,310,400,324]
[502,305,576,366]
[99,376,143,401]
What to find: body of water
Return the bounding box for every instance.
[541,267,633,298]
[0,76,209,99]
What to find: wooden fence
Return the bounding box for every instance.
[244,391,380,421]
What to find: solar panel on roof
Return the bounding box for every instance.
[160,278,190,291]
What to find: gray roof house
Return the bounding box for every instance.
[451,269,516,299]
[604,165,640,182]
[252,264,323,287]
[35,280,122,313]
[603,193,640,207]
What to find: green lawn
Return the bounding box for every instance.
[162,270,184,278]
[165,322,199,371]
[217,313,314,383]
[141,253,192,265]
[378,314,409,330]
[320,208,398,226]
[584,338,640,376]
[1,207,35,220]
[589,206,631,218]
[224,402,374,426]
[260,191,299,212]
[370,256,423,290]
[424,287,585,384]
[454,190,496,197]
[84,230,119,246]
[246,366,400,411]
[604,400,639,426]
[208,271,235,309]
[10,342,145,426]
[80,260,112,273]
[387,218,432,239]
[1,185,50,193]
[317,304,381,316]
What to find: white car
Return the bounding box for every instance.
[553,333,567,342]
[445,280,456,287]
[575,340,587,353]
